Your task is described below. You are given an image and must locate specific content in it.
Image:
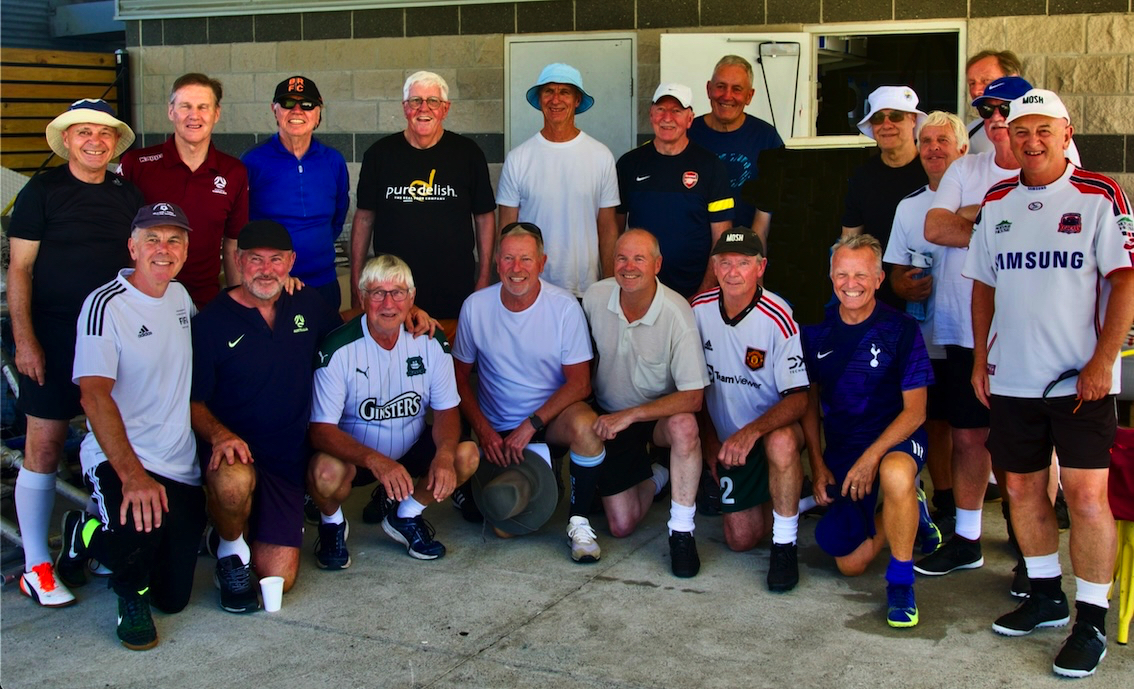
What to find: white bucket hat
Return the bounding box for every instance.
[46,99,135,160]
[856,86,927,139]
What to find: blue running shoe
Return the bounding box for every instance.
[314,520,351,570]
[916,487,942,554]
[887,584,919,628]
[383,513,446,560]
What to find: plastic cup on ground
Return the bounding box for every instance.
[260,576,284,612]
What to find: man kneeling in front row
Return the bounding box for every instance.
[307,255,479,565]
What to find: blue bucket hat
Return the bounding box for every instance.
[972,75,1032,107]
[525,63,595,114]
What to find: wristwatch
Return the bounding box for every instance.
[528,413,545,432]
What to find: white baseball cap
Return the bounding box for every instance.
[1005,89,1071,125]
[856,85,927,138]
[652,83,693,109]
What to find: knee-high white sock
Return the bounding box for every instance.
[15,468,57,570]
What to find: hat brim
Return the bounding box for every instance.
[856,109,927,139]
[46,109,135,161]
[471,449,559,535]
[525,84,595,115]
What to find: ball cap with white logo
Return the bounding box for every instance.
[652,83,694,109]
[856,85,927,138]
[132,202,192,233]
[711,226,765,257]
[1005,88,1071,126]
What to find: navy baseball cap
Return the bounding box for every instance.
[238,220,293,251]
[972,75,1032,107]
[711,226,765,257]
[132,202,192,232]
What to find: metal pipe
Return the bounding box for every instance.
[1,446,89,508]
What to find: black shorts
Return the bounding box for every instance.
[943,346,990,429]
[248,468,305,548]
[718,441,771,513]
[15,313,82,420]
[353,433,437,487]
[596,419,657,497]
[926,358,948,421]
[987,394,1115,473]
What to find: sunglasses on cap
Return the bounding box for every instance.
[276,97,319,111]
[868,110,909,125]
[977,102,1011,120]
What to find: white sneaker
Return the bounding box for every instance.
[567,516,601,563]
[88,559,112,576]
[19,562,76,608]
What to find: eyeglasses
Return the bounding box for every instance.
[1042,368,1082,413]
[868,110,909,125]
[362,288,410,303]
[404,96,447,110]
[500,221,543,240]
[977,102,1011,120]
[276,98,319,111]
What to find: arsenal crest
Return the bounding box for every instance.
[745,347,765,371]
[682,171,699,189]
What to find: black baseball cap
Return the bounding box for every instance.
[133,202,192,232]
[710,226,764,257]
[238,220,293,251]
[273,75,323,105]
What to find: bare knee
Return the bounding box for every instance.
[723,510,768,552]
[454,441,480,483]
[206,462,256,510]
[836,556,869,577]
[764,424,802,469]
[308,453,349,497]
[661,413,700,456]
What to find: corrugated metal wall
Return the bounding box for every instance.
[0,0,124,52]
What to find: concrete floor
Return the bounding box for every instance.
[1,489,1131,689]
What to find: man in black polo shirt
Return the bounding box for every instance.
[189,221,340,612]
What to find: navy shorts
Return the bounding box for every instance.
[597,419,656,498]
[352,433,436,486]
[248,469,305,548]
[987,394,1115,473]
[15,313,82,420]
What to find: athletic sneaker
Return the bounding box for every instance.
[451,482,483,523]
[669,531,700,578]
[117,589,158,651]
[383,513,446,560]
[362,485,396,524]
[914,535,983,576]
[56,509,90,588]
[886,584,919,628]
[19,562,75,608]
[567,515,601,563]
[303,493,320,526]
[214,555,259,614]
[991,592,1070,636]
[88,559,112,576]
[314,520,351,570]
[767,542,799,592]
[931,511,956,539]
[915,488,942,555]
[1053,621,1107,678]
[1010,560,1031,599]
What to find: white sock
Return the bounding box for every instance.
[1024,552,1061,579]
[1075,577,1110,609]
[396,496,427,519]
[667,500,696,535]
[798,495,818,513]
[955,507,982,541]
[15,468,56,570]
[321,507,344,525]
[650,464,669,496]
[772,510,798,545]
[217,535,251,565]
[988,471,997,485]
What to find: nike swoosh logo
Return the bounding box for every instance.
[817,351,834,359]
[67,527,81,559]
[636,175,650,182]
[228,334,245,348]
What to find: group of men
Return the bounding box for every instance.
[6,50,1131,682]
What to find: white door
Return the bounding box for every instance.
[505,33,636,158]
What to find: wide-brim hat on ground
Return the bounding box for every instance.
[46,99,135,160]
[471,447,558,535]
[856,86,927,139]
[525,63,595,114]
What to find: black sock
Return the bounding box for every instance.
[569,463,600,517]
[932,488,955,515]
[1031,575,1064,601]
[1075,601,1107,634]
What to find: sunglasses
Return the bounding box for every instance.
[977,102,1011,120]
[1042,368,1082,413]
[868,110,908,125]
[500,221,543,240]
[276,98,319,111]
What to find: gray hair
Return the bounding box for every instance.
[713,55,754,86]
[620,228,661,260]
[358,254,416,292]
[918,110,969,151]
[831,234,883,274]
[403,71,450,102]
[497,222,545,258]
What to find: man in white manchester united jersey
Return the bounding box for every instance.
[963,89,1134,679]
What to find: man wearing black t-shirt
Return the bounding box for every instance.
[349,71,496,334]
[7,99,143,608]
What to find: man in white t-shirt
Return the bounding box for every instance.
[582,229,709,577]
[307,255,480,565]
[453,223,608,563]
[963,89,1134,679]
[58,203,204,651]
[497,64,620,297]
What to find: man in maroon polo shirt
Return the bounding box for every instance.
[119,73,248,307]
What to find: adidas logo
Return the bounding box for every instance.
[137,325,152,338]
[703,339,713,351]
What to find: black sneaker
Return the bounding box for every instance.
[451,482,483,523]
[1053,621,1107,678]
[303,493,320,526]
[914,535,983,576]
[669,531,700,578]
[767,542,799,592]
[1054,493,1071,532]
[383,513,446,560]
[117,590,158,651]
[56,510,90,589]
[1010,560,1031,599]
[362,484,396,524]
[931,511,956,539]
[314,520,351,570]
[991,593,1070,636]
[214,555,259,614]
[696,469,721,516]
